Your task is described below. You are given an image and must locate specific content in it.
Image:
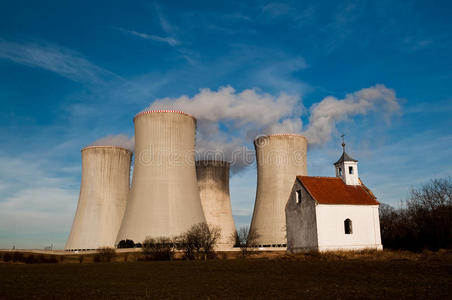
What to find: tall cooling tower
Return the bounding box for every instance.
[116,110,206,243]
[196,160,236,249]
[249,134,308,247]
[66,146,132,250]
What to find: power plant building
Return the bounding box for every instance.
[115,110,206,244]
[196,160,236,249]
[249,134,308,247]
[66,146,132,250]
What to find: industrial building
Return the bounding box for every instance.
[115,110,206,244]
[66,146,132,251]
[249,134,308,247]
[285,143,383,252]
[196,160,236,249]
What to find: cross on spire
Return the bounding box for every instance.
[341,134,346,151]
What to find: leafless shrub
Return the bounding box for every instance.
[380,177,452,251]
[233,226,261,258]
[94,247,116,262]
[178,223,222,260]
[142,237,175,261]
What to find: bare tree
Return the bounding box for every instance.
[232,226,260,258]
[380,177,452,251]
[178,223,222,260]
[406,177,452,250]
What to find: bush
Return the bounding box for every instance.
[117,239,136,249]
[47,255,58,263]
[3,252,12,262]
[178,223,222,260]
[25,254,37,264]
[12,252,24,262]
[24,254,58,264]
[94,247,116,262]
[142,237,175,261]
[380,177,452,251]
[233,226,260,258]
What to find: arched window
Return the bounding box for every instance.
[344,219,352,234]
[349,166,353,174]
[338,167,342,176]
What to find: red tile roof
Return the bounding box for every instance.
[297,176,379,205]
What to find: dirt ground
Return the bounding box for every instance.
[0,250,451,299]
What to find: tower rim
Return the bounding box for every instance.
[133,110,196,122]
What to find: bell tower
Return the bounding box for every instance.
[334,135,360,185]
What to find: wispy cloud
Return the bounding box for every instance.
[358,132,452,206]
[153,2,177,36]
[119,28,181,46]
[400,36,434,52]
[261,2,292,18]
[322,1,361,52]
[0,153,78,249]
[0,38,116,84]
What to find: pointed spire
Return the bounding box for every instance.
[341,134,346,152]
[334,134,357,165]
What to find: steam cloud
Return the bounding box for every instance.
[92,84,399,173]
[89,134,134,152]
[304,84,400,145]
[144,84,400,172]
[145,86,303,172]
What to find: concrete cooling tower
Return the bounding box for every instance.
[116,110,206,244]
[66,146,132,251]
[196,160,236,249]
[249,134,308,247]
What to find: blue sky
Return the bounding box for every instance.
[0,0,451,249]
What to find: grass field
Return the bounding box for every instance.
[1,250,451,299]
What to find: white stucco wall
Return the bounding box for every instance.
[315,205,382,251]
[336,161,360,185]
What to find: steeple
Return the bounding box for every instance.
[334,135,360,185]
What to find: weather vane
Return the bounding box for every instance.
[341,134,346,150]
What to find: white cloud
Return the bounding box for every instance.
[145,84,400,171]
[146,86,303,172]
[120,28,181,46]
[303,84,400,145]
[0,38,116,84]
[153,2,177,36]
[0,153,77,249]
[262,2,292,18]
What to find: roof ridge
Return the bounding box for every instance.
[297,176,340,179]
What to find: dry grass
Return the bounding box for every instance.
[2,248,452,264]
[0,250,451,299]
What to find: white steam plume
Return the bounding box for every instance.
[303,84,400,145]
[89,134,135,152]
[145,86,303,172]
[142,84,400,172]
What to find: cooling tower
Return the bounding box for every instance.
[116,110,206,244]
[65,146,132,250]
[249,134,308,247]
[196,160,236,249]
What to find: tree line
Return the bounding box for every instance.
[116,223,260,261]
[380,177,451,251]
